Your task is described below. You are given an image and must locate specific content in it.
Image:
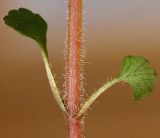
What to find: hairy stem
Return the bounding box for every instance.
[66,0,83,138]
[41,49,66,112]
[78,78,121,117]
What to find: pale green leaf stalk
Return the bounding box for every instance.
[41,49,66,112]
[78,78,121,117]
[78,56,157,117]
[4,8,66,112]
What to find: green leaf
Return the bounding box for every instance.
[119,56,157,100]
[3,8,48,57]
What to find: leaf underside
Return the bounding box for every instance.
[120,56,157,100]
[4,8,48,57]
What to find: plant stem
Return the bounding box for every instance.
[78,78,121,117]
[66,0,82,138]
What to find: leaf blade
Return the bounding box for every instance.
[119,56,157,100]
[3,8,48,57]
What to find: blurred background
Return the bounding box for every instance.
[0,0,160,137]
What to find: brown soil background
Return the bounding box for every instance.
[0,0,160,138]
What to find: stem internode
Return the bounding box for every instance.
[66,0,83,138]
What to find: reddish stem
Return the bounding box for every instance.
[66,0,82,138]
